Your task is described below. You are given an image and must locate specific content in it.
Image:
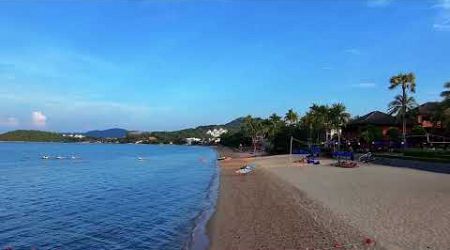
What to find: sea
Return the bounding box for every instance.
[0,142,219,250]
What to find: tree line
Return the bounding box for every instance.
[222,73,450,152]
[221,103,350,154]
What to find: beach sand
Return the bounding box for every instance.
[207,150,371,250]
[208,152,450,249]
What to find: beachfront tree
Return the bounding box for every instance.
[242,115,266,154]
[360,125,383,145]
[440,81,450,101]
[284,109,299,126]
[305,104,328,144]
[328,103,350,149]
[265,113,283,139]
[388,73,416,145]
[388,94,418,118]
[432,82,450,134]
[387,127,401,142]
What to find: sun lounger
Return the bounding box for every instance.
[236,164,256,174]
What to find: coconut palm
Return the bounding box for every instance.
[284,109,299,126]
[328,103,350,149]
[265,113,283,139]
[304,104,328,144]
[440,81,450,100]
[388,72,416,144]
[388,94,418,117]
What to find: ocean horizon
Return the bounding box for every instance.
[0,142,219,250]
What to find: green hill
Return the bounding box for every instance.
[126,118,245,144]
[0,130,66,142]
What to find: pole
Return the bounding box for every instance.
[289,136,293,166]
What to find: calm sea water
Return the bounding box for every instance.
[0,142,219,250]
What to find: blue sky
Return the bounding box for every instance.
[0,0,449,132]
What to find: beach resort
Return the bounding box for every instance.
[1,1,450,249]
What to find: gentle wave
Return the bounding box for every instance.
[0,143,217,250]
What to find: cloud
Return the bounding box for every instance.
[32,111,47,127]
[433,0,450,31]
[367,0,393,7]
[434,0,450,9]
[352,82,377,88]
[0,117,19,127]
[344,48,362,55]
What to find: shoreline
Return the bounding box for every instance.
[206,150,367,249]
[187,148,221,250]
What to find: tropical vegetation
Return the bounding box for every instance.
[221,103,351,154]
[0,130,68,142]
[388,72,416,144]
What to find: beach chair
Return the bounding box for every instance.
[359,152,375,163]
[235,164,256,175]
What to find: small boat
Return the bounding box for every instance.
[217,156,227,161]
[41,155,50,160]
[137,157,144,161]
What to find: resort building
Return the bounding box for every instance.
[343,111,399,140]
[206,128,228,138]
[62,134,86,139]
[185,137,202,145]
[416,102,442,130]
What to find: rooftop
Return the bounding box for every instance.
[348,111,398,126]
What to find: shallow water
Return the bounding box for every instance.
[0,142,218,250]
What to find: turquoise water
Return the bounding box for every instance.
[0,142,218,250]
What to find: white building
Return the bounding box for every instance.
[185,137,202,145]
[63,134,86,139]
[206,128,228,138]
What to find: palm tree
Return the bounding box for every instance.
[284,109,299,126]
[304,104,328,144]
[388,94,418,117]
[328,103,350,149]
[242,115,266,154]
[440,81,450,100]
[263,113,282,139]
[388,72,416,145]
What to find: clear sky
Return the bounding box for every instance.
[0,0,449,132]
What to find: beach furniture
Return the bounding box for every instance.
[333,151,358,168]
[235,164,256,175]
[359,152,375,163]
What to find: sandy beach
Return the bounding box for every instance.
[208,151,450,249]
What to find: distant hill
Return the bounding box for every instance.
[0,130,65,142]
[85,128,128,139]
[224,117,245,131]
[140,118,245,144]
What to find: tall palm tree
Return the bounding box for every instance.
[266,113,282,139]
[388,94,418,117]
[284,109,299,126]
[304,104,328,144]
[328,103,350,149]
[388,72,416,145]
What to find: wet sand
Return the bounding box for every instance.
[207,150,371,250]
[208,151,450,249]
